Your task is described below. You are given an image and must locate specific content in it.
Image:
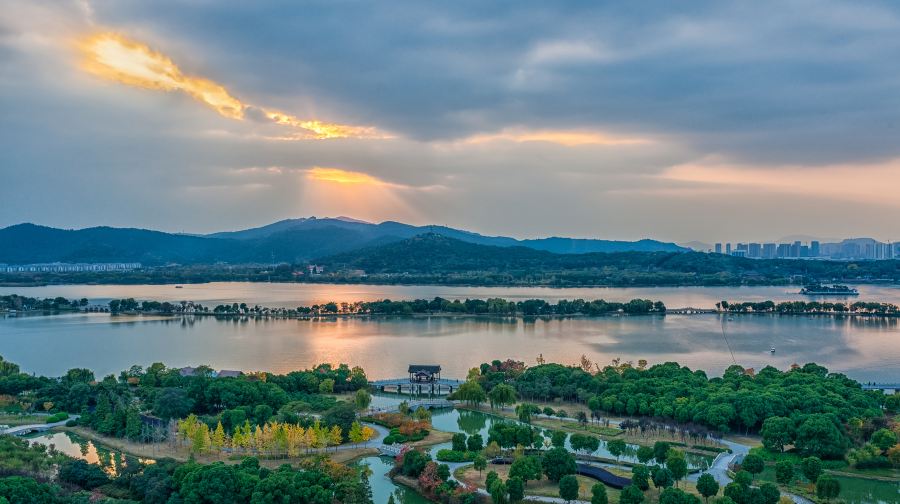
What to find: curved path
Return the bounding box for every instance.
[1,415,80,436]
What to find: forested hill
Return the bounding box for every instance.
[0,219,684,266]
[317,234,900,286]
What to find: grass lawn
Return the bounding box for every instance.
[0,413,51,426]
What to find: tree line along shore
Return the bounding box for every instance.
[5,293,900,320]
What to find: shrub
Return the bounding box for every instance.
[436,449,471,462]
[45,412,69,423]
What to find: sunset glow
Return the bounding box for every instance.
[306,167,388,186]
[78,32,381,139]
[264,110,387,140]
[79,33,245,119]
[462,128,649,147]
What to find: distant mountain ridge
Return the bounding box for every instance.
[0,217,687,265]
[207,216,686,253]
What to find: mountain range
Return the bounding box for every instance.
[0,217,686,266]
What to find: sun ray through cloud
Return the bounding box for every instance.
[77,32,385,139]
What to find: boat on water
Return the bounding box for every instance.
[175,285,183,289]
[770,346,776,354]
[799,283,859,296]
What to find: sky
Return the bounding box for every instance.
[2,1,900,243]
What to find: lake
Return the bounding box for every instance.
[3,281,900,309]
[1,283,899,381]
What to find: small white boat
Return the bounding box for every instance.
[770,346,776,354]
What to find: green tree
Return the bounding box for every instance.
[794,415,846,459]
[607,439,627,463]
[659,487,701,504]
[732,471,752,488]
[653,467,674,491]
[125,406,142,441]
[758,482,780,504]
[636,445,655,464]
[740,454,764,478]
[559,475,579,502]
[508,476,525,503]
[473,454,487,475]
[490,478,508,504]
[800,456,822,484]
[871,428,898,452]
[632,464,651,491]
[509,455,542,484]
[489,383,517,410]
[452,433,468,452]
[152,387,195,420]
[516,403,536,423]
[551,430,568,448]
[723,482,747,504]
[542,447,577,482]
[318,378,335,393]
[591,483,608,504]
[619,484,645,504]
[467,433,484,452]
[666,450,688,487]
[485,471,499,492]
[760,416,794,453]
[815,475,841,501]
[654,442,671,464]
[401,450,430,477]
[354,388,372,410]
[774,461,794,485]
[453,381,487,407]
[696,473,719,503]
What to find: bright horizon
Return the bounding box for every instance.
[3,2,900,242]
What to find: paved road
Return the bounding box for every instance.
[686,437,813,504]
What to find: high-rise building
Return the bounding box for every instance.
[791,241,801,258]
[726,243,732,255]
[810,241,820,257]
[715,243,722,254]
[800,245,810,258]
[762,243,777,259]
[748,243,761,258]
[777,243,790,258]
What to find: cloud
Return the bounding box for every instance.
[78,32,384,139]
[661,157,900,208]
[459,128,650,147]
[3,0,900,242]
[306,167,392,186]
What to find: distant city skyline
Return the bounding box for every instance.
[3,2,900,241]
[705,237,899,260]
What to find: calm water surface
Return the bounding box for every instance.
[27,431,143,476]
[1,283,899,381]
[1,311,898,381]
[3,282,900,309]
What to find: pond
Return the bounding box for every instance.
[832,474,900,504]
[26,431,149,476]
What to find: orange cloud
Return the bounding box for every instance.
[461,128,650,147]
[661,158,900,207]
[78,32,383,139]
[306,167,390,186]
